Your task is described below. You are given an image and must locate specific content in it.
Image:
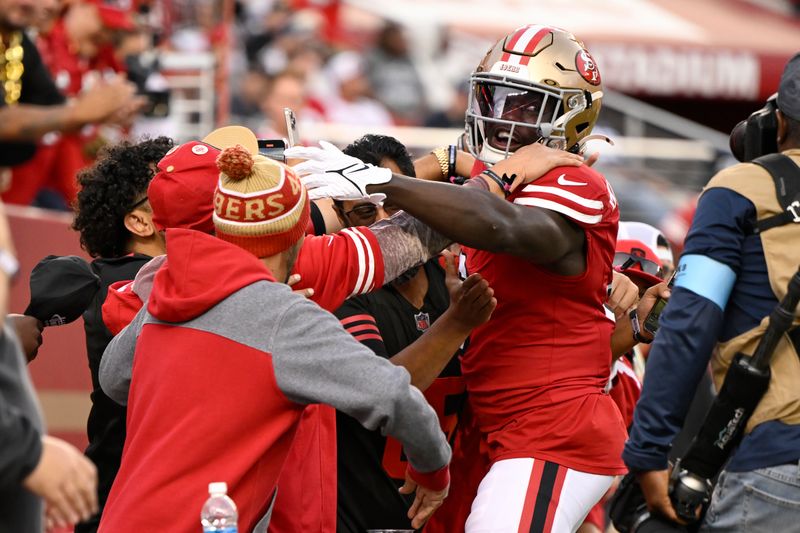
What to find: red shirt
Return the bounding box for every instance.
[462,165,628,475]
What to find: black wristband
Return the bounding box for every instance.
[448,145,457,179]
[629,309,654,344]
[481,169,512,197]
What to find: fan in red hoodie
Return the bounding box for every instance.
[101,126,452,533]
[97,147,451,533]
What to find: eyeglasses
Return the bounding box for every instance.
[613,252,662,277]
[129,196,149,210]
[341,203,401,224]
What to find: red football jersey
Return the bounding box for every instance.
[293,227,385,310]
[462,164,628,475]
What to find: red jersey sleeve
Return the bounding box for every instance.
[292,226,385,312]
[510,165,618,228]
[102,280,144,335]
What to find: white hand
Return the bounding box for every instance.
[287,141,392,201]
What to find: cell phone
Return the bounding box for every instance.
[284,107,299,147]
[257,139,286,163]
[643,271,677,335]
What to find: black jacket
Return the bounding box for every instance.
[78,255,151,533]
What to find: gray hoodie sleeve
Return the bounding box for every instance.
[99,307,148,406]
[131,254,166,301]
[269,293,451,475]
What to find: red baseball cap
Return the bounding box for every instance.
[614,239,664,288]
[148,126,259,234]
[89,1,136,31]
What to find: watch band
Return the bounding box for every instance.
[447,145,457,179]
[431,147,449,179]
[629,309,653,344]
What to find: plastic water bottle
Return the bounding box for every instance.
[201,482,238,533]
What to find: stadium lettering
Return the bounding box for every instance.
[590,45,759,100]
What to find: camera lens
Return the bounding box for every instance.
[729,120,747,162]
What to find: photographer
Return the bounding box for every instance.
[623,53,800,531]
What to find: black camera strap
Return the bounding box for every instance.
[752,153,800,234]
[751,154,800,356]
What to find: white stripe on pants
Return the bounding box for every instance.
[465,457,613,533]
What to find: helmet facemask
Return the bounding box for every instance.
[466,72,590,165]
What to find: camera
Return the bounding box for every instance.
[609,467,709,533]
[670,467,712,524]
[729,94,778,162]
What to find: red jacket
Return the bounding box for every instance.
[98,229,449,532]
[102,228,386,533]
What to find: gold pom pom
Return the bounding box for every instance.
[216,144,254,181]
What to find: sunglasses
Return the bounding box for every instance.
[340,203,401,223]
[614,252,662,277]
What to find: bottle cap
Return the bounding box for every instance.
[208,482,228,495]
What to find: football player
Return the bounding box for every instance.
[289,25,659,532]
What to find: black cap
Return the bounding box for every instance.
[778,52,800,121]
[25,256,100,326]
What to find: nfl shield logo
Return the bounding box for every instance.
[414,312,430,331]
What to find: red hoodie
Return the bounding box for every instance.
[98,229,450,533]
[101,227,386,533]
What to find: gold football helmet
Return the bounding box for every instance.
[465,25,604,164]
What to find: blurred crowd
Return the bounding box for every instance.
[0,0,479,210]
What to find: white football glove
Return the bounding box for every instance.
[286,141,392,201]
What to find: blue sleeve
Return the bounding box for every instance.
[622,188,754,471]
[680,188,753,272]
[623,287,724,470]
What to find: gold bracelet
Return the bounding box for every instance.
[430,147,449,179]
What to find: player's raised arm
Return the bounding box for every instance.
[288,142,591,271]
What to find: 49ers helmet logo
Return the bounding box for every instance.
[575,49,601,86]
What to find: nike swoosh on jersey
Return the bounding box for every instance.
[557,174,588,186]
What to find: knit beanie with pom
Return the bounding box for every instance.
[213,144,309,257]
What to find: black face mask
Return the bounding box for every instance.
[391,264,421,286]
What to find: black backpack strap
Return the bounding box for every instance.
[790,327,800,362]
[752,154,800,234]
